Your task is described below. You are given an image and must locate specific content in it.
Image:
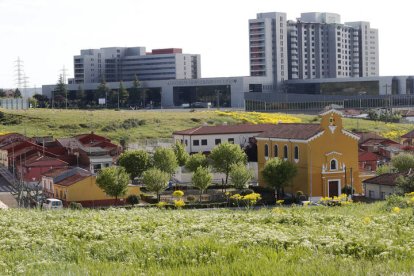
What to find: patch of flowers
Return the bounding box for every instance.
[319,194,352,206]
[230,192,262,207]
[215,111,301,124]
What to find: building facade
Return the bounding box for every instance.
[173,124,277,154]
[256,109,362,201]
[71,47,201,84]
[249,12,379,90]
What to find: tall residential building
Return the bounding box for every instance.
[249,12,379,90]
[249,12,288,91]
[71,47,201,84]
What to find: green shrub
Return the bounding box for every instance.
[69,202,83,210]
[126,195,140,206]
[385,194,408,210]
[186,195,196,202]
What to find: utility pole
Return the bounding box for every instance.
[15,57,24,89]
[60,66,69,109]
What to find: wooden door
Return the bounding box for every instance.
[329,181,339,197]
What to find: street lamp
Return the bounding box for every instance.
[215,89,221,108]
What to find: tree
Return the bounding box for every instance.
[53,75,67,108]
[28,97,38,108]
[396,174,414,194]
[129,75,141,106]
[143,168,170,202]
[185,152,209,172]
[153,147,178,176]
[172,141,189,167]
[14,88,22,98]
[96,166,130,205]
[376,164,394,175]
[118,81,129,108]
[262,158,298,200]
[209,142,247,185]
[391,153,414,173]
[192,166,212,202]
[33,94,49,108]
[229,163,253,189]
[0,89,6,98]
[118,150,151,179]
[96,80,110,105]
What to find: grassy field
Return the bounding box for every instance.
[0,108,413,143]
[0,203,413,275]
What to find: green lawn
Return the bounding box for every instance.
[0,108,413,143]
[0,203,413,275]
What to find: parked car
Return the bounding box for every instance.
[42,198,63,209]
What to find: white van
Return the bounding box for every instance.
[42,198,63,209]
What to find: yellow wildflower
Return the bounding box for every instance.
[172,190,184,198]
[174,199,185,209]
[392,207,401,214]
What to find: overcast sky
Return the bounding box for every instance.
[0,0,412,88]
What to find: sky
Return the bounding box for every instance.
[0,0,412,88]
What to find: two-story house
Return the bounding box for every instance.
[256,109,362,201]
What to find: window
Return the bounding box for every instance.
[185,140,188,146]
[274,145,278,157]
[330,159,337,170]
[215,139,221,145]
[284,145,288,159]
[294,146,299,160]
[380,192,385,200]
[193,140,199,146]
[228,138,234,144]
[201,139,207,146]
[368,190,375,198]
[264,144,269,158]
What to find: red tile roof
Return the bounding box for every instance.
[42,167,71,177]
[257,123,323,140]
[173,124,278,136]
[401,130,414,139]
[358,151,380,162]
[24,155,68,166]
[54,173,90,187]
[363,173,401,186]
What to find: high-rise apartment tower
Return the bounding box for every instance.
[249,12,379,91]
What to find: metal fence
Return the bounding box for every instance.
[0,98,29,110]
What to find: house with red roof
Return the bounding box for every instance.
[15,154,68,183]
[400,129,414,146]
[358,151,382,172]
[56,132,121,173]
[363,173,401,199]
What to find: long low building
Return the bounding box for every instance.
[42,75,414,110]
[42,76,273,108]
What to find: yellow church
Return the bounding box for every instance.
[256,109,361,201]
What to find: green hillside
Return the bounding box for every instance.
[0,108,412,143]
